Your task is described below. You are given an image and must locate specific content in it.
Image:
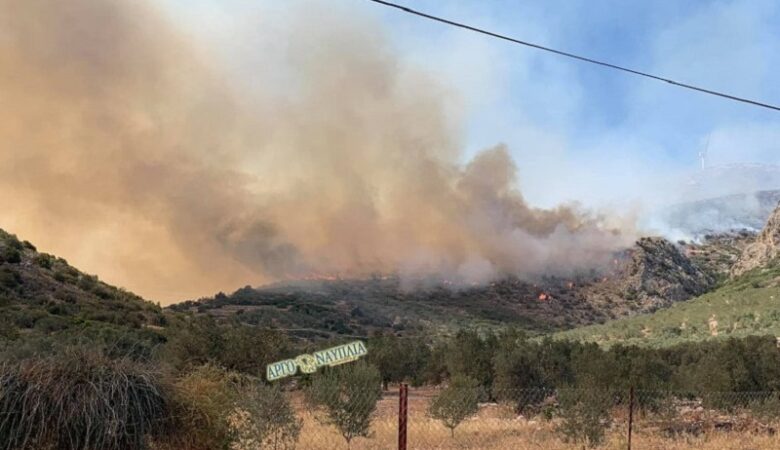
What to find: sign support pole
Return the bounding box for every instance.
[398,383,408,450]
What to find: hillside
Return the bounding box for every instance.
[0,228,166,346]
[0,217,746,346]
[556,203,780,347]
[169,275,605,338]
[170,235,721,338]
[554,262,780,347]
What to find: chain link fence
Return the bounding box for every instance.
[3,371,780,449]
[287,386,780,450]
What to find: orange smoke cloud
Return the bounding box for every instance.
[0,0,634,303]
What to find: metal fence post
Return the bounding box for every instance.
[398,383,408,450]
[627,386,634,450]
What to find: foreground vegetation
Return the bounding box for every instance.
[3,224,780,448]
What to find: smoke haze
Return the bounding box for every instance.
[0,0,634,302]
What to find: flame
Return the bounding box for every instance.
[293,272,341,281]
[538,292,550,301]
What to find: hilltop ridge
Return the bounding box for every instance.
[0,228,165,343]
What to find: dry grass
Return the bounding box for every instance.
[0,350,172,450]
[291,389,780,450]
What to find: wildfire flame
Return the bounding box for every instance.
[294,272,341,281]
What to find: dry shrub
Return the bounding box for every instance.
[158,365,301,450]
[156,364,240,450]
[0,349,172,450]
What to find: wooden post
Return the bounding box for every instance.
[627,386,635,450]
[398,383,408,450]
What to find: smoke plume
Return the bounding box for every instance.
[0,0,634,302]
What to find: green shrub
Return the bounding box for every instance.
[235,383,302,450]
[0,246,21,264]
[556,389,613,448]
[0,267,21,289]
[0,316,19,341]
[164,319,289,376]
[428,375,481,437]
[34,315,70,333]
[306,361,382,446]
[12,309,47,328]
[748,394,780,420]
[78,274,98,291]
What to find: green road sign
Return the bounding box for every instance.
[266,340,368,381]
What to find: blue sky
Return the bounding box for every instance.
[160,0,780,208]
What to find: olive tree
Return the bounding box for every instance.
[306,361,382,447]
[428,375,480,437]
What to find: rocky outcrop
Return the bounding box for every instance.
[585,237,716,315]
[731,203,780,277]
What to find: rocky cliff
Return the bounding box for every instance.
[731,203,780,277]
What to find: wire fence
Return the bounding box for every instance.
[289,387,780,450]
[3,383,780,449]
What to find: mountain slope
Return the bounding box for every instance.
[0,228,166,342]
[583,237,716,316]
[554,262,780,347]
[556,203,780,348]
[170,236,719,338]
[169,275,606,338]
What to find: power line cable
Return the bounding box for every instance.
[367,0,780,112]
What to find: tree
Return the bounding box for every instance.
[556,388,613,448]
[236,383,301,450]
[428,375,480,438]
[164,318,289,376]
[368,334,431,389]
[305,361,382,447]
[444,330,496,391]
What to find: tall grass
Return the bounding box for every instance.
[0,349,173,450]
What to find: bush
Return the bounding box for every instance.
[33,315,70,333]
[306,361,382,446]
[428,375,481,437]
[0,246,21,264]
[748,394,780,420]
[0,317,19,341]
[164,319,289,376]
[556,389,613,448]
[78,274,98,291]
[161,365,240,450]
[0,267,21,289]
[162,365,301,450]
[12,309,47,328]
[235,383,302,450]
[0,349,173,450]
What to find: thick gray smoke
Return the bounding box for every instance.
[0,0,634,302]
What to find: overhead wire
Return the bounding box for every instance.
[367,0,780,112]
